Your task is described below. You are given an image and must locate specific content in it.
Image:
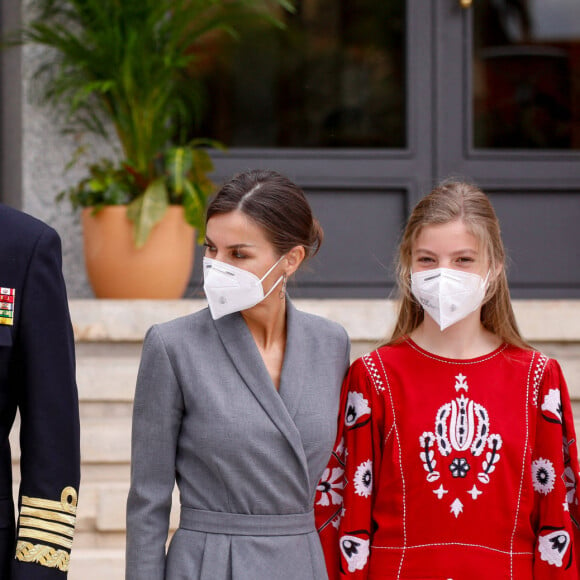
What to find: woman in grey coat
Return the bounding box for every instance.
[126,169,351,580]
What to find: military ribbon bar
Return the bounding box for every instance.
[0,287,15,325]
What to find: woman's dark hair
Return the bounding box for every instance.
[206,169,323,259]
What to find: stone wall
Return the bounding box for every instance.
[10,299,580,579]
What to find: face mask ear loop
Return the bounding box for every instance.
[262,274,284,301]
[259,254,287,301]
[258,254,287,283]
[481,270,492,304]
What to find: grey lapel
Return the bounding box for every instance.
[212,303,310,483]
[278,300,307,420]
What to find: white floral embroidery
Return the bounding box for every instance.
[538,529,570,567]
[419,431,440,482]
[433,484,448,499]
[344,391,371,427]
[468,485,483,500]
[435,403,452,456]
[354,459,373,498]
[532,458,556,495]
[478,434,502,484]
[340,534,370,572]
[454,373,468,392]
[470,403,490,457]
[316,467,345,506]
[450,498,464,518]
[541,388,563,423]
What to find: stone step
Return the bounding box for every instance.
[81,417,132,463]
[76,343,141,402]
[68,549,125,580]
[10,416,132,464]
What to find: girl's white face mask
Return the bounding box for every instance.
[203,255,285,320]
[411,267,489,331]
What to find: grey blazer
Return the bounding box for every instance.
[126,301,350,580]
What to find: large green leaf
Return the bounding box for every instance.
[166,147,193,196]
[183,180,206,232]
[126,178,169,248]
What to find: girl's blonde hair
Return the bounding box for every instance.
[388,179,531,349]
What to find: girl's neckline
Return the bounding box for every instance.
[404,336,509,364]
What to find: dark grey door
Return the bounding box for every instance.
[190,0,434,298]
[435,1,580,297]
[193,0,580,298]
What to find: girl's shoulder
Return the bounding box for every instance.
[346,342,408,387]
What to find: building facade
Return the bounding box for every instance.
[1,0,579,299]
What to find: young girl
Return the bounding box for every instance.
[316,180,580,579]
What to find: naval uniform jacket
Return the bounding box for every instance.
[316,338,580,579]
[0,204,80,578]
[126,301,350,579]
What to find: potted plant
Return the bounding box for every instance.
[12,0,293,298]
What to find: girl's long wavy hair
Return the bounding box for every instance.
[387,180,531,349]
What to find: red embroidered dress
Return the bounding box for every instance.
[316,339,580,579]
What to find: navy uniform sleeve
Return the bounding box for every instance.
[10,226,81,578]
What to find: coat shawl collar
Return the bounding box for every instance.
[212,300,310,486]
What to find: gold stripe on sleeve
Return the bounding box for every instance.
[20,506,76,526]
[21,487,78,515]
[19,517,75,538]
[18,528,73,550]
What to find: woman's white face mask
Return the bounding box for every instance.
[203,255,285,320]
[411,267,490,331]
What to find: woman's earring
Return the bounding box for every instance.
[279,274,287,299]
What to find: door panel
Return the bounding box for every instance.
[292,187,406,297]
[490,190,580,297]
[436,1,580,297]
[197,0,407,149]
[437,1,580,182]
[472,0,580,150]
[189,0,433,297]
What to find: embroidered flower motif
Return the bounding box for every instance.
[538,528,571,567]
[541,388,563,424]
[344,392,371,428]
[532,458,556,495]
[354,459,373,498]
[470,403,490,457]
[419,431,440,482]
[450,497,464,518]
[316,467,345,506]
[449,457,470,478]
[340,534,370,572]
[435,403,452,456]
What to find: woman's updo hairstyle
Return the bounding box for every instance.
[206,169,323,260]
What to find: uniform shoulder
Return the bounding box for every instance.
[0,204,55,237]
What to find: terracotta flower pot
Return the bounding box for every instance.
[81,205,195,299]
